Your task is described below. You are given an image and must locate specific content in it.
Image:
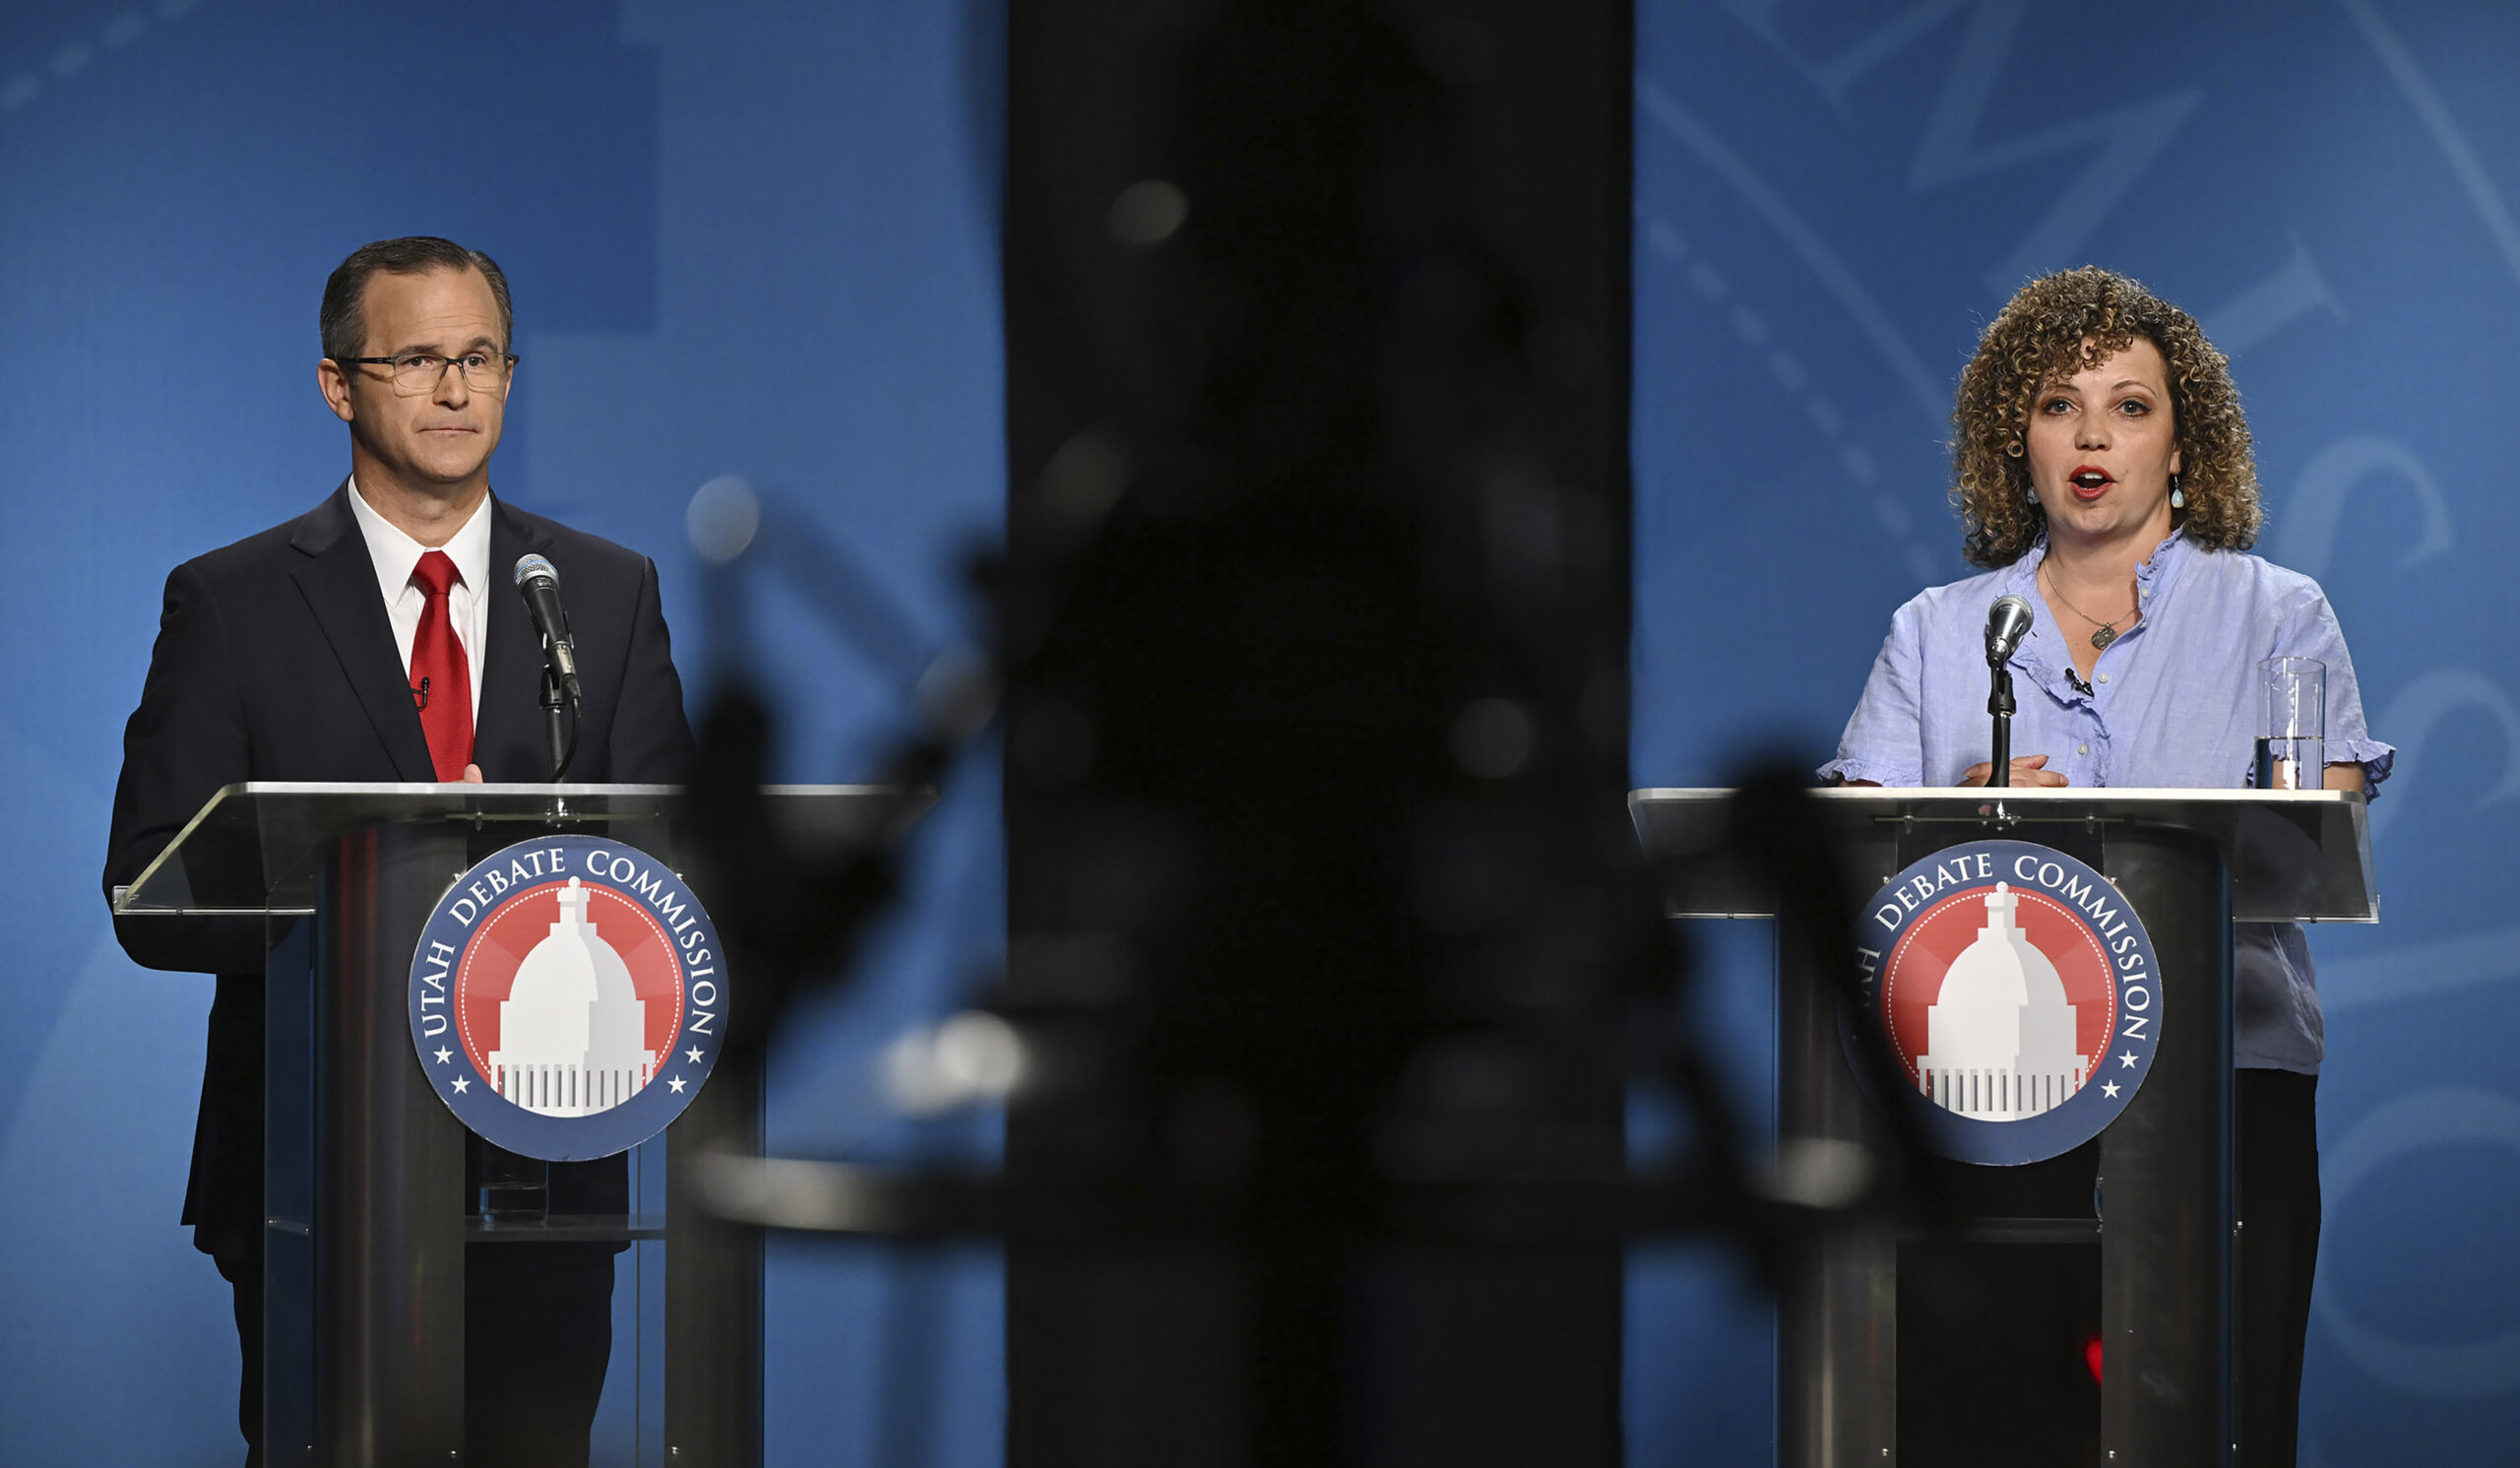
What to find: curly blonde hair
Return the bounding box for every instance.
[1952,266,2260,568]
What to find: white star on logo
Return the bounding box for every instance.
[2101,1081,2120,1099]
[452,1076,471,1094]
[667,1075,686,1094]
[2118,1051,2139,1069]
[685,1047,706,1065]
[433,1048,453,1064]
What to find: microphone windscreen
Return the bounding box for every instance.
[514,552,559,590]
[1985,594,2034,661]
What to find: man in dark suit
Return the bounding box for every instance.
[103,236,695,1467]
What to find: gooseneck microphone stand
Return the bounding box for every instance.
[1986,656,2015,789]
[539,649,582,784]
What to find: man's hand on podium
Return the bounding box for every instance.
[460,764,483,784]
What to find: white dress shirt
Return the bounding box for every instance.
[346,477,492,727]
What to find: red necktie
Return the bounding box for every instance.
[410,550,474,781]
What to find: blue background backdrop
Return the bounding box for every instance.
[0,1,1007,1463]
[6,0,2518,1463]
[1631,2,2520,1463]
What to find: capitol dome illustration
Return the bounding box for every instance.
[1914,883,2088,1118]
[485,878,657,1116]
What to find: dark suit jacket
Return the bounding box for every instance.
[102,483,696,1260]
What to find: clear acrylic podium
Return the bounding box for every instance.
[1628,787,2375,1468]
[112,782,931,1467]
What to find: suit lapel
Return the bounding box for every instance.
[288,482,438,781]
[476,496,553,774]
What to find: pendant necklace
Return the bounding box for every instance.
[2041,561,2140,651]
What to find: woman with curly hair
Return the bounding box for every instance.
[1821,266,2393,1463]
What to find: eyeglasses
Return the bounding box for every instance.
[339,350,519,397]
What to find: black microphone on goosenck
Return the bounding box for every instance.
[1983,594,2033,788]
[514,553,582,701]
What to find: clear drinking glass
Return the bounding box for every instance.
[2256,657,2325,791]
[477,1143,550,1222]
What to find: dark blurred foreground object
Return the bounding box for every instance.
[673,4,1906,1465]
[1001,2,1631,1463]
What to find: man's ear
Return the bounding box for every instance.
[318,358,356,424]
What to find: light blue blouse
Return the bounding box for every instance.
[1819,531,2394,1073]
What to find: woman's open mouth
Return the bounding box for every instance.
[2068,467,2113,500]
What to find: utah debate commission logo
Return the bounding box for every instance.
[409,836,724,1161]
[1849,841,2159,1166]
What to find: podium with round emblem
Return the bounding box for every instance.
[112,782,931,1467]
[1629,787,2374,1468]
